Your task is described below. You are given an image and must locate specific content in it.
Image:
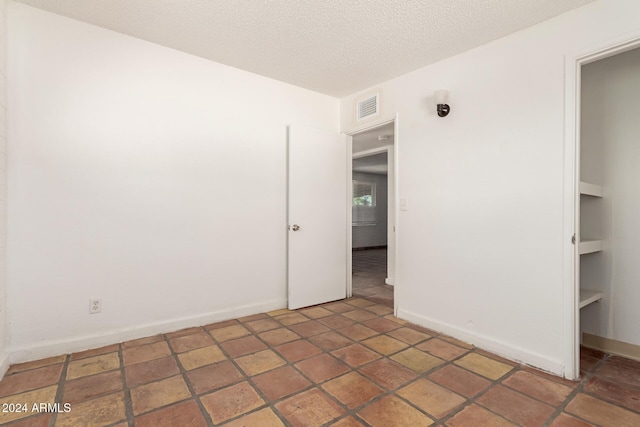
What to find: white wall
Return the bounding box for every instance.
[340,0,640,375]
[7,3,339,362]
[580,48,640,346]
[0,0,8,376]
[352,171,388,249]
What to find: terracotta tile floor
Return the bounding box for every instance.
[0,250,639,425]
[2,299,640,426]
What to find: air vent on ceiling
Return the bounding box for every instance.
[357,94,379,121]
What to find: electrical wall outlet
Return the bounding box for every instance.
[89,298,102,314]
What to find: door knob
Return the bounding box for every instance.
[291,224,301,231]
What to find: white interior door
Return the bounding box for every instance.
[288,125,348,310]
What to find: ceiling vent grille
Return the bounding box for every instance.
[357,94,379,121]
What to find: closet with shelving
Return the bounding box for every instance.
[578,47,640,357]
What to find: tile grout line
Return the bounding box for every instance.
[49,354,70,427]
[162,330,217,427]
[117,343,135,427]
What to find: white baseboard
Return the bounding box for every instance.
[10,298,287,364]
[397,308,564,376]
[0,350,10,380]
[582,333,640,362]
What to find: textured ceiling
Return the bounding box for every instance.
[17,0,595,97]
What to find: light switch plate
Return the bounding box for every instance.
[400,197,408,211]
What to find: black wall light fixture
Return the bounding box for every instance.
[434,90,450,117]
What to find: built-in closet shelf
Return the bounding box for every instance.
[580,181,604,197]
[580,289,603,309]
[579,240,603,255]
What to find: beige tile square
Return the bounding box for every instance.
[398,378,466,418]
[55,392,126,427]
[345,298,375,308]
[209,324,251,342]
[322,372,383,409]
[416,338,468,360]
[235,349,286,376]
[259,328,301,346]
[130,375,191,415]
[246,318,280,333]
[357,395,433,427]
[332,344,381,367]
[342,310,378,322]
[169,332,214,353]
[122,341,172,366]
[455,353,513,380]
[222,408,285,427]
[0,385,57,424]
[338,324,378,341]
[67,352,120,380]
[274,312,309,326]
[300,306,333,319]
[387,327,431,344]
[178,345,226,371]
[362,335,409,355]
[200,382,265,424]
[391,348,444,373]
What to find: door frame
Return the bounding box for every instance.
[345,114,399,315]
[563,33,640,380]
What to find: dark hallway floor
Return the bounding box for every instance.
[352,248,393,308]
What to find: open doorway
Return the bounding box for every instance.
[564,35,640,379]
[575,45,640,376]
[351,122,394,308]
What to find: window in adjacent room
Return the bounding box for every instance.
[352,180,376,226]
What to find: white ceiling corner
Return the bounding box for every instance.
[16,0,596,97]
